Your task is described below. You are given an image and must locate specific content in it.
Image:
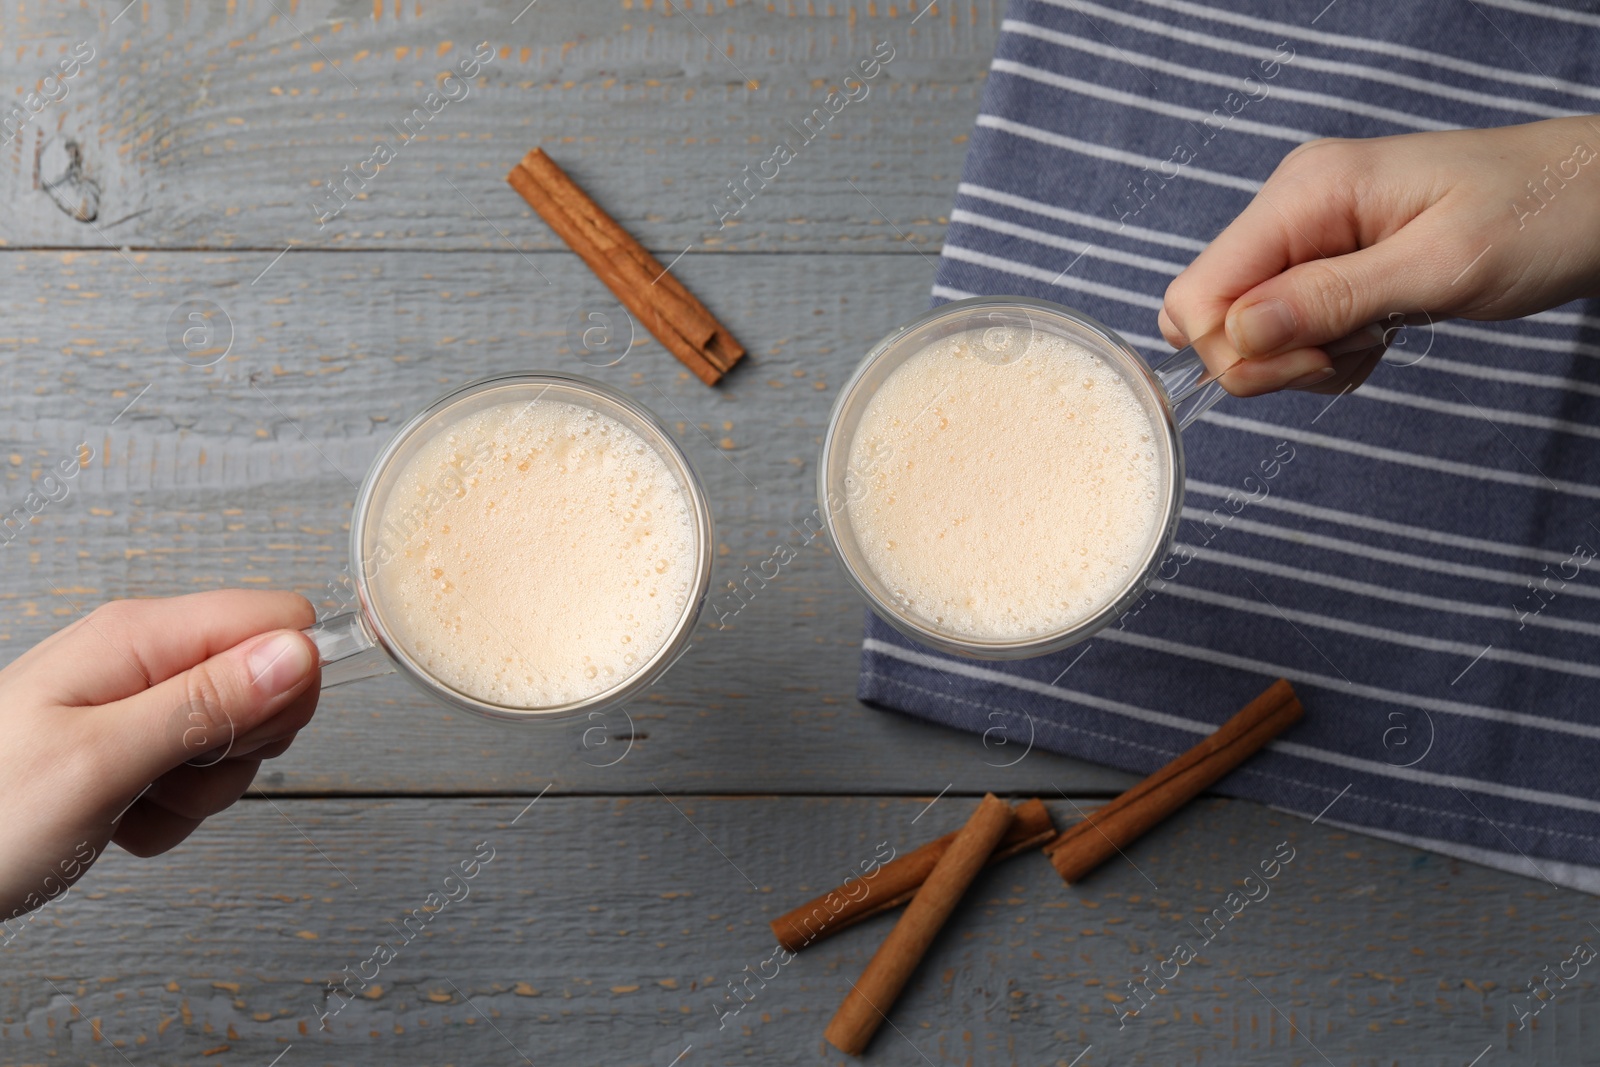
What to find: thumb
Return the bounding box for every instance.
[92,630,318,796]
[1223,228,1452,360]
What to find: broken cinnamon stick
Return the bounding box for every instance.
[824,793,1014,1057]
[1044,678,1302,885]
[770,798,1055,953]
[506,148,745,385]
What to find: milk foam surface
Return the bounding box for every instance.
[844,326,1164,641]
[370,398,697,709]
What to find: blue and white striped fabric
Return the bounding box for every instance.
[859,0,1600,890]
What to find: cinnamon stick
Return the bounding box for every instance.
[506,148,746,385]
[770,798,1056,953]
[513,150,718,356]
[1044,679,1302,885]
[824,793,1014,1056]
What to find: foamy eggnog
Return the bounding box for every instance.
[844,326,1163,641]
[368,398,698,709]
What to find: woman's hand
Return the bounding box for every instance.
[1161,115,1600,395]
[0,590,320,924]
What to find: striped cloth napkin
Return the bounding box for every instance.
[859,0,1600,891]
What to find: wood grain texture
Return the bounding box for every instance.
[0,248,1136,795]
[0,0,991,253]
[0,6,1553,1063]
[1,796,1591,1067]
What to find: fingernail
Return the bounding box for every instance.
[1232,299,1297,357]
[1284,366,1337,390]
[247,631,314,696]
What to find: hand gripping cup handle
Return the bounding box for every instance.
[303,611,392,689]
[1148,322,1388,429]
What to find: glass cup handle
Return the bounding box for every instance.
[1147,329,1234,431]
[1148,323,1387,430]
[303,611,395,689]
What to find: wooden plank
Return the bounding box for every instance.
[0,0,995,253]
[0,795,1587,1065]
[0,248,1138,795]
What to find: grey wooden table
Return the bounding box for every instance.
[0,3,1592,1065]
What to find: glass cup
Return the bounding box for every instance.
[304,372,714,723]
[818,295,1238,661]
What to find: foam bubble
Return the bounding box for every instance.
[845,327,1164,641]
[370,398,697,708]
